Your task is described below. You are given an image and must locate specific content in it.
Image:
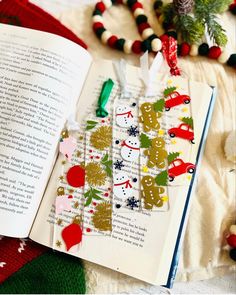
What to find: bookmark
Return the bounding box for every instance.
[112,60,141,212]
[53,127,86,252]
[83,79,114,235]
[138,52,170,211]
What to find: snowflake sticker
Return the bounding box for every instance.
[127,126,139,137]
[114,160,125,170]
[126,196,139,210]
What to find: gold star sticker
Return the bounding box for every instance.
[56,240,62,248]
[76,151,82,157]
[176,85,180,89]
[171,139,177,144]
[73,201,79,209]
[179,151,183,155]
[68,189,74,194]
[142,166,149,173]
[61,160,66,165]
[161,196,169,202]
[79,136,83,140]
[57,219,63,226]
[59,175,64,181]
[187,175,192,181]
[167,80,173,85]
[158,129,165,136]
[178,117,183,120]
[182,107,188,112]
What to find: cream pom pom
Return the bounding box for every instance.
[189,45,199,57]
[151,38,162,52]
[134,8,144,17]
[141,28,154,39]
[101,31,112,44]
[230,225,236,235]
[224,130,236,163]
[124,40,133,54]
[218,51,230,64]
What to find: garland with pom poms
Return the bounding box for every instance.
[154,0,236,70]
[92,0,162,54]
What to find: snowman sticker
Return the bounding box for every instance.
[113,172,133,199]
[121,136,140,162]
[116,106,134,127]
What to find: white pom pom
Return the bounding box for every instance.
[134,8,144,17]
[189,45,199,57]
[101,31,112,44]
[92,15,103,23]
[151,38,162,52]
[224,130,236,163]
[103,0,112,8]
[124,40,133,54]
[230,225,236,235]
[218,51,230,64]
[142,28,154,39]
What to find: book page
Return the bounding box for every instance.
[0,24,92,238]
[30,59,213,285]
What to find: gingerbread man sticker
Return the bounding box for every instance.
[139,102,160,132]
[141,176,165,210]
[144,137,168,169]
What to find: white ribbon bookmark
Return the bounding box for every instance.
[140,51,164,97]
[113,59,131,99]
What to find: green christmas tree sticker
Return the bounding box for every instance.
[140,133,152,148]
[168,152,180,164]
[155,170,168,186]
[181,117,194,129]
[153,98,165,112]
[164,86,177,97]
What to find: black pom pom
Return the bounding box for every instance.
[115,38,125,51]
[198,43,209,56]
[111,0,117,4]
[227,54,236,67]
[95,28,106,38]
[116,204,121,209]
[141,40,152,52]
[147,34,158,42]
[127,0,137,8]
[93,9,102,16]
[166,31,177,40]
[177,44,181,56]
[229,248,236,262]
[231,6,236,15]
[153,0,163,10]
[136,15,148,25]
[162,22,170,31]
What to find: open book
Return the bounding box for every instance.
[0,24,216,287]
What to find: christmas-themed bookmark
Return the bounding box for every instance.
[112,60,141,212]
[83,79,114,235]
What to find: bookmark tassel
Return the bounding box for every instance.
[96,78,114,118]
[161,36,181,76]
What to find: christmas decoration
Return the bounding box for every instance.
[90,125,112,150]
[116,105,134,127]
[113,172,133,199]
[143,137,168,169]
[55,195,73,215]
[59,130,77,162]
[164,86,177,97]
[153,98,165,113]
[85,162,107,186]
[168,158,195,181]
[127,125,139,137]
[155,170,168,186]
[140,133,152,148]
[121,136,140,162]
[101,153,113,177]
[84,188,103,207]
[92,202,112,231]
[86,120,98,130]
[66,165,85,188]
[92,0,162,54]
[126,196,140,210]
[168,152,181,164]
[113,160,125,170]
[61,215,83,251]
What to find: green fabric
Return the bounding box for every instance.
[0,251,86,294]
[96,78,114,118]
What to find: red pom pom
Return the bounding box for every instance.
[108,35,118,48]
[229,3,236,10]
[180,42,190,56]
[132,40,142,54]
[138,22,150,34]
[227,234,236,248]
[160,34,169,43]
[95,1,106,13]
[131,2,143,12]
[66,165,85,188]
[93,22,104,31]
[208,46,222,59]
